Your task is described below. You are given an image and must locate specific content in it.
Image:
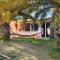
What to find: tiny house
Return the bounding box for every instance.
[10,1,57,39]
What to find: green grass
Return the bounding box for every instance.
[0,37,60,60]
[12,38,56,46]
[13,38,60,60]
[0,56,5,60]
[13,38,32,43]
[49,47,60,60]
[48,40,60,60]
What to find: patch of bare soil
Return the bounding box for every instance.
[0,42,53,60]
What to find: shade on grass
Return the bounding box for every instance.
[49,47,60,60]
[0,37,59,60]
[12,38,56,46]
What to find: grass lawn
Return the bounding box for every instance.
[12,38,55,46]
[0,38,60,60]
[49,47,60,60]
[11,38,60,60]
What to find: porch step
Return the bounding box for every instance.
[10,35,34,39]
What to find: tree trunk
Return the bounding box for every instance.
[2,23,10,41]
[55,32,60,48]
[56,33,60,47]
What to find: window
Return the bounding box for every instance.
[34,23,38,31]
[25,23,30,31]
[25,23,38,31]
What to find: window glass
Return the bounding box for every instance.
[34,23,38,31]
[25,23,30,31]
[25,23,38,31]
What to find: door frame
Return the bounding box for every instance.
[42,22,50,38]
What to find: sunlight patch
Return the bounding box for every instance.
[4,47,17,51]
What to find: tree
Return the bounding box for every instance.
[53,8,60,47]
[53,0,60,5]
[1,11,11,41]
[0,0,28,41]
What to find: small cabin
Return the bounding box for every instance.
[10,1,57,39]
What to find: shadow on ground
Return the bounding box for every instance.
[0,40,54,60]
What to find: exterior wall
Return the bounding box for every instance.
[10,20,42,39]
[10,20,17,33]
[10,20,52,39]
